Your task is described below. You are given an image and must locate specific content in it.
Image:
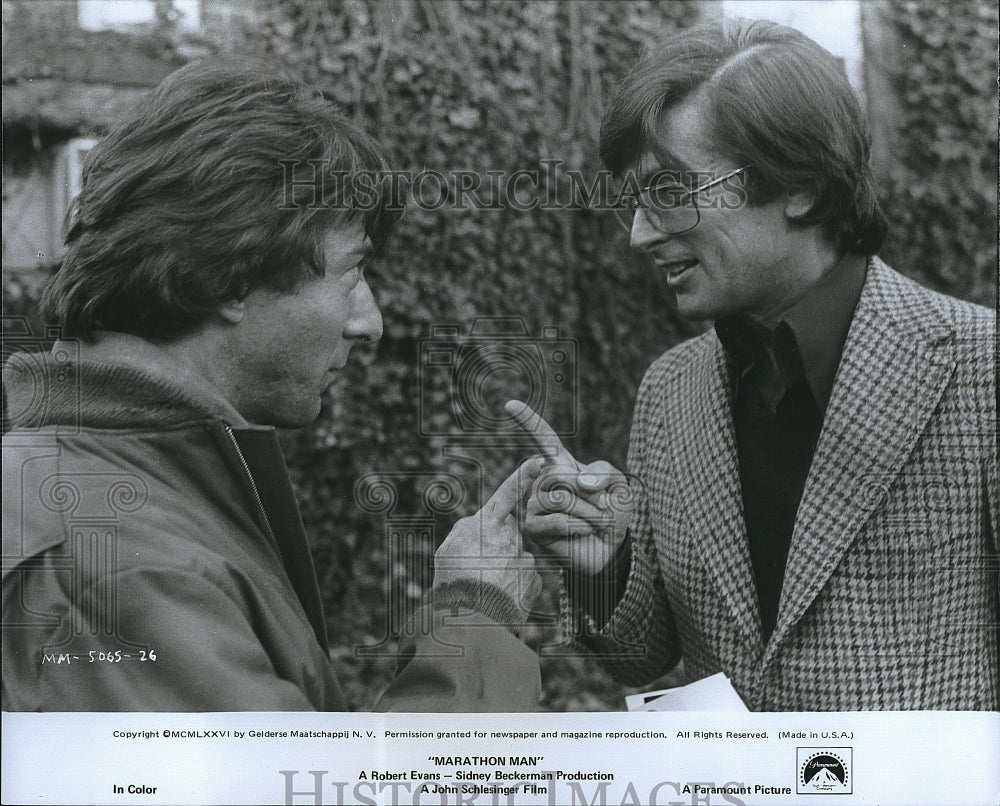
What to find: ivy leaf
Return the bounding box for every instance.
[447,106,481,129]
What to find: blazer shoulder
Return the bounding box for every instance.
[870,257,995,340]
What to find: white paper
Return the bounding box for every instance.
[625,672,750,712]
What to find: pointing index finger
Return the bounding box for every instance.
[504,399,577,468]
[483,456,546,521]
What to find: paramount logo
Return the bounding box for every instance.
[797,747,853,794]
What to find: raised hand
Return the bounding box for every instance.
[505,400,633,575]
[433,456,545,614]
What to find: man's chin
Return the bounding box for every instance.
[250,397,324,430]
[298,397,326,427]
[673,294,716,324]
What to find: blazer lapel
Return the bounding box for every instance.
[767,260,956,659]
[672,338,763,656]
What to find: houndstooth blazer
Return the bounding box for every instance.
[576,258,999,710]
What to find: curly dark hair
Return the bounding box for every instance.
[42,57,401,340]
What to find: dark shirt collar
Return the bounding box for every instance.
[715,253,868,416]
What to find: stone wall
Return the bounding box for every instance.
[2,0,258,272]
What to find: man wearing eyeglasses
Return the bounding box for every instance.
[515,19,997,710]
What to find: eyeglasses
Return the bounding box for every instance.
[613,166,750,236]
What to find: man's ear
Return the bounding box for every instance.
[783,189,815,221]
[217,299,246,325]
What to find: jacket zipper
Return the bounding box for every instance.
[223,425,284,565]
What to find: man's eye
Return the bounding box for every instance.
[352,258,375,284]
[645,184,690,208]
[339,264,362,286]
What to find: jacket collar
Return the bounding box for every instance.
[4,331,257,430]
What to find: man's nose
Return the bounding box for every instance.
[346,279,383,345]
[629,209,670,252]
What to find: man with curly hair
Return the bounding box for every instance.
[3,59,542,712]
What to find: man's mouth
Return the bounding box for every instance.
[656,257,699,283]
[329,352,351,372]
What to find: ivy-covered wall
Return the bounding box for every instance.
[3,0,995,711]
[876,0,998,306]
[254,0,701,710]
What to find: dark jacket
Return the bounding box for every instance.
[2,333,540,711]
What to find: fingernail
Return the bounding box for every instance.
[578,472,600,488]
